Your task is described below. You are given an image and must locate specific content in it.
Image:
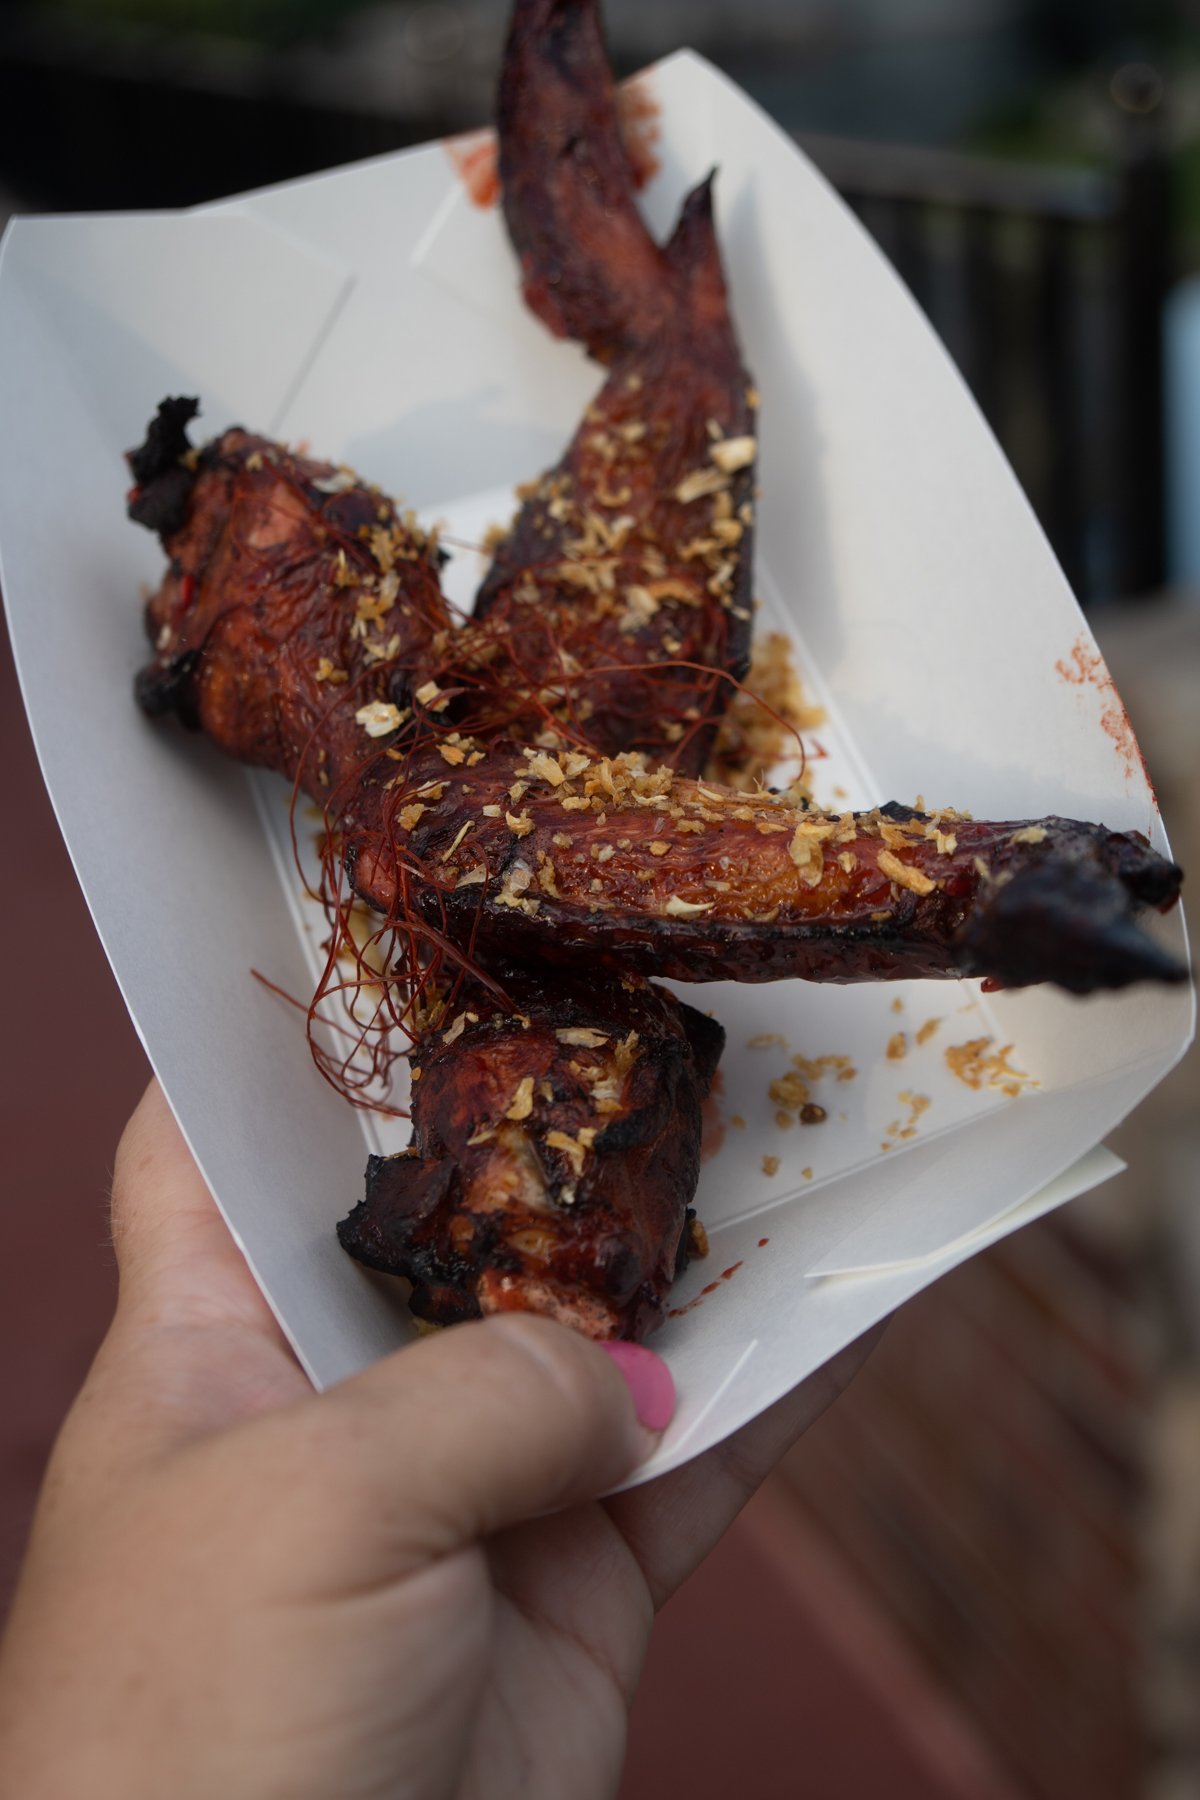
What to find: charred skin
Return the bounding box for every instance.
[483,0,757,771]
[499,0,679,362]
[469,182,756,774]
[347,745,1185,994]
[337,965,723,1338]
[131,423,451,807]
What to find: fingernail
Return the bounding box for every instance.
[600,1342,676,1432]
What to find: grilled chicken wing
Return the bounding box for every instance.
[468,0,757,772]
[131,403,450,812]
[346,741,1184,995]
[500,0,713,365]
[472,172,756,772]
[337,962,722,1338]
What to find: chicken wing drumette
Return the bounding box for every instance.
[338,963,722,1338]
[130,398,451,816]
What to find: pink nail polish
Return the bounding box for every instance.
[600,1341,676,1432]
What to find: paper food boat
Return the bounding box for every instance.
[0,51,1191,1483]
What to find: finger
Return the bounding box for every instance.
[110,1079,287,1341]
[68,1080,308,1469]
[274,1315,671,1580]
[604,1323,884,1608]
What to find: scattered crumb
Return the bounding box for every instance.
[770,1070,810,1111]
[891,997,904,1014]
[770,1053,852,1129]
[762,1154,780,1177]
[707,631,825,794]
[792,1052,857,1083]
[944,1037,1035,1098]
[730,1114,747,1129]
[886,1032,908,1061]
[915,1018,941,1046]
[879,1089,932,1153]
[802,1167,813,1180]
[747,1032,789,1050]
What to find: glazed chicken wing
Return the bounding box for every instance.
[471,200,756,769]
[471,0,757,772]
[130,400,451,814]
[346,741,1184,995]
[337,962,722,1337]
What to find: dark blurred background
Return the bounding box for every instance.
[6,0,1200,602]
[3,5,1200,1797]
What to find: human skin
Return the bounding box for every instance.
[0,1082,877,1800]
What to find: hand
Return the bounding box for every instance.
[0,1081,878,1800]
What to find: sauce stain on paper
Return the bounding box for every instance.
[443,129,501,208]
[1055,634,1154,793]
[668,1257,745,1320]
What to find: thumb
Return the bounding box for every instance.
[109,1078,280,1337]
[286,1315,675,1570]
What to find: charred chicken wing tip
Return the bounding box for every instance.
[959,840,1187,994]
[126,396,202,540]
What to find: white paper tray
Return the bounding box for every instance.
[0,50,1191,1482]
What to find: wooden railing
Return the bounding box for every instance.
[800,112,1171,604]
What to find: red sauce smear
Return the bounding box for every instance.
[443,130,501,208]
[757,1237,770,1248]
[443,74,661,210]
[1054,634,1155,795]
[668,1258,744,1318]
